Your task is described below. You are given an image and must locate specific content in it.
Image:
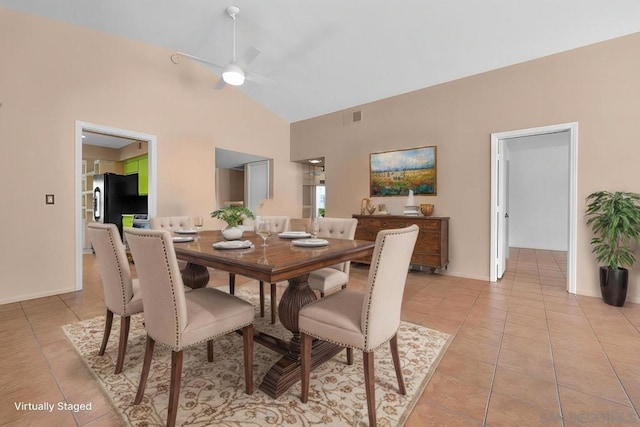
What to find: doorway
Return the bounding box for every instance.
[490,122,578,294]
[75,121,157,291]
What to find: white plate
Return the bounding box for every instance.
[173,236,194,243]
[278,231,311,239]
[213,240,254,250]
[174,229,198,235]
[291,238,329,247]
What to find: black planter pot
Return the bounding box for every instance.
[599,266,628,307]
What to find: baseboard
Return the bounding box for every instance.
[0,287,77,305]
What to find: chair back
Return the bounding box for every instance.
[362,225,419,351]
[149,216,192,231]
[317,217,358,273]
[289,218,310,232]
[247,216,290,233]
[125,228,188,350]
[87,223,136,316]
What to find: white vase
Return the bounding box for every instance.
[222,226,243,240]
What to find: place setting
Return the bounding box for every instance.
[212,240,255,250]
[285,218,329,247]
[172,216,203,243]
[277,231,311,239]
[172,235,196,243]
[291,238,329,247]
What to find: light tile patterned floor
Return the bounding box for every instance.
[1,248,639,426]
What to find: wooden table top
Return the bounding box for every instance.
[173,230,375,283]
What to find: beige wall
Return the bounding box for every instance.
[0,9,299,303]
[216,168,245,206]
[291,32,640,303]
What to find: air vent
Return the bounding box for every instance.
[343,109,363,126]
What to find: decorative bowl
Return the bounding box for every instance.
[420,204,434,216]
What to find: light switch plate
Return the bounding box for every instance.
[45,194,55,205]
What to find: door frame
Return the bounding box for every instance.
[75,121,158,291]
[490,122,578,294]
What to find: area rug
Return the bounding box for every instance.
[63,288,451,426]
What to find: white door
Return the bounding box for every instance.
[245,159,272,214]
[504,159,510,260]
[492,138,507,279]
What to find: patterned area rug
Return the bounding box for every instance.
[63,288,451,426]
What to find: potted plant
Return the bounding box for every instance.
[585,191,640,306]
[210,206,255,240]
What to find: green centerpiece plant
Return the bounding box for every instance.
[211,206,255,240]
[210,206,255,227]
[585,191,640,306]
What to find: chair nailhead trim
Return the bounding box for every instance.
[362,226,416,351]
[105,229,129,316]
[134,231,182,349]
[299,327,398,353]
[152,321,254,352]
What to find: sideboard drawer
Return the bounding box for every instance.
[356,217,384,228]
[413,237,442,253]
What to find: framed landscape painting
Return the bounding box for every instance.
[370,146,437,196]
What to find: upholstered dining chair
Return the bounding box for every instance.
[299,225,419,427]
[125,228,255,427]
[149,216,193,272]
[237,215,290,324]
[149,216,193,231]
[307,217,358,297]
[87,222,144,374]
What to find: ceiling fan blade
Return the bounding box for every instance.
[245,72,276,85]
[175,52,225,72]
[213,77,227,90]
[242,46,261,67]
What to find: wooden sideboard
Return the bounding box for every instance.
[352,215,449,272]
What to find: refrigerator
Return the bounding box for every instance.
[93,173,148,238]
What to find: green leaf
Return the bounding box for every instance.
[585,191,640,268]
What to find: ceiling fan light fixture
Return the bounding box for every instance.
[222,63,245,86]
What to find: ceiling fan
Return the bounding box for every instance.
[170,5,273,89]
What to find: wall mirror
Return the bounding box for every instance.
[215,147,273,214]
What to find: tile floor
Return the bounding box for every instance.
[1,248,639,426]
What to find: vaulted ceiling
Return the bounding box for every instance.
[3,1,640,123]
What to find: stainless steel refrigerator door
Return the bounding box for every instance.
[92,174,104,222]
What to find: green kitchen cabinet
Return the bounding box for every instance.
[124,155,148,195]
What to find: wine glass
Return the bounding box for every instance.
[310,217,320,239]
[193,216,204,231]
[256,218,272,247]
[193,216,204,240]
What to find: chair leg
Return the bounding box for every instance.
[346,348,353,365]
[229,273,236,295]
[207,340,214,362]
[242,325,254,395]
[363,351,377,427]
[167,350,184,427]
[390,334,406,395]
[114,315,131,374]
[134,335,155,405]
[99,309,114,356]
[270,283,277,324]
[300,332,312,403]
[259,281,265,318]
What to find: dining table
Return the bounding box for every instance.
[172,230,375,398]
